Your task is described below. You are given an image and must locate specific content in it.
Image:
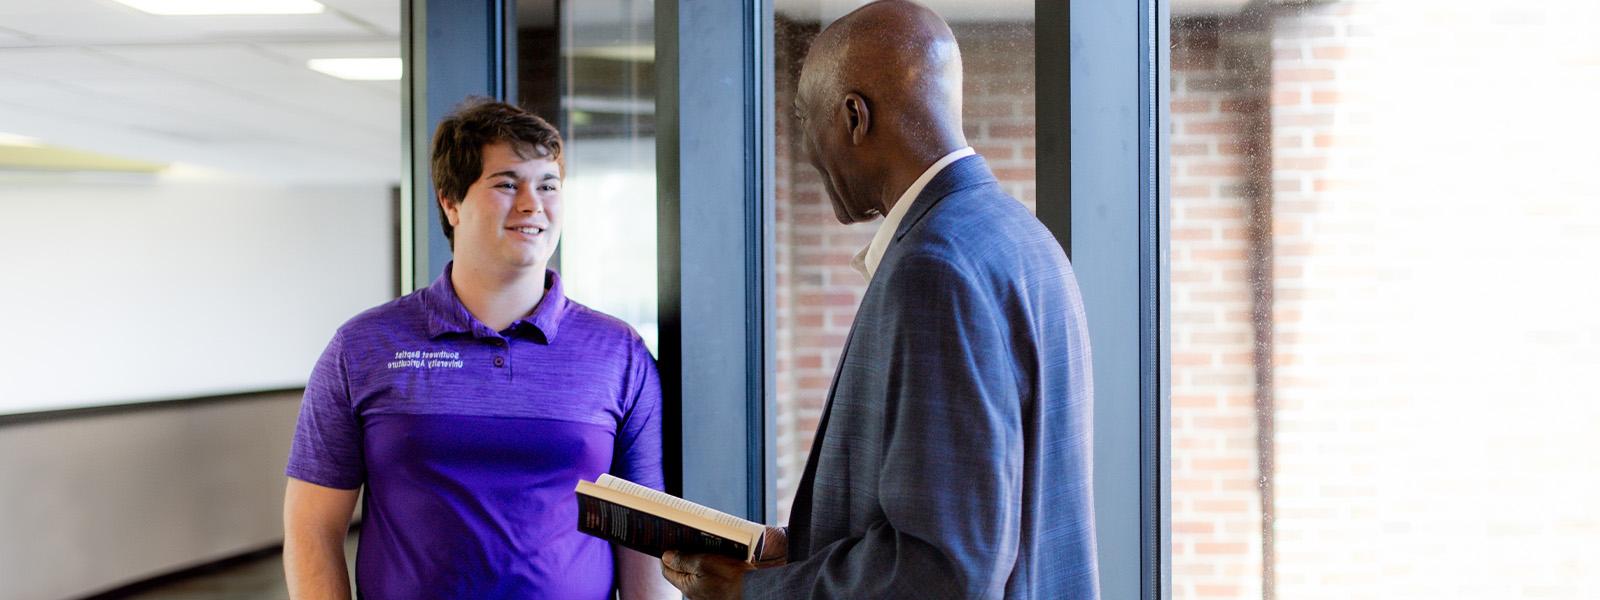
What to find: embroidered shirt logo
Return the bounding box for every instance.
[387,350,464,370]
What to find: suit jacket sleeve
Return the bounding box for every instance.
[745,252,1024,599]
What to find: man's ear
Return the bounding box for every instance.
[843,92,870,146]
[437,192,461,227]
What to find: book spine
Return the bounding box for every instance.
[577,495,750,561]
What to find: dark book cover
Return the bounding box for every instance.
[577,494,752,560]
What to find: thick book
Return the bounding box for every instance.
[575,474,766,563]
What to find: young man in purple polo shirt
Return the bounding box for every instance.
[283,99,675,599]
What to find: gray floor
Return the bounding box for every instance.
[116,535,356,600]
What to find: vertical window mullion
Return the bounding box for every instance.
[1055,0,1170,598]
[656,0,769,521]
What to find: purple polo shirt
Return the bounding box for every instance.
[286,264,663,599]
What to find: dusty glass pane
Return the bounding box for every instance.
[1169,1,1600,597]
[771,0,1035,525]
[520,0,658,353]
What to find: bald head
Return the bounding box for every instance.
[800,0,964,150]
[794,0,969,223]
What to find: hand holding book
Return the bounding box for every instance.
[576,475,789,599]
[575,474,782,563]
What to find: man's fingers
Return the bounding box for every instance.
[757,527,789,564]
[661,551,709,596]
[660,557,690,592]
[664,550,702,573]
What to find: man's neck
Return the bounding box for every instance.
[873,142,966,215]
[450,260,547,333]
[875,163,925,216]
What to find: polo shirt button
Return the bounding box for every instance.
[493,356,505,367]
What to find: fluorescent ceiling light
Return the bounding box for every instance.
[0,132,42,147]
[570,45,656,63]
[112,0,326,16]
[307,58,403,81]
[0,144,167,173]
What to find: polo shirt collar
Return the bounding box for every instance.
[423,262,569,343]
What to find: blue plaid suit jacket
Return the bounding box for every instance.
[744,156,1100,599]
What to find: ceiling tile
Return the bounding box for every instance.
[319,0,401,36]
[0,0,401,183]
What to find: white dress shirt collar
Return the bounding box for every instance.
[850,146,976,282]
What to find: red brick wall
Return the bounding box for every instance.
[773,14,1278,596]
[1169,15,1270,600]
[1267,2,1374,596]
[771,8,1312,597]
[1174,1,1600,598]
[771,18,1036,524]
[777,11,1600,598]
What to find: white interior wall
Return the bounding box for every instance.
[0,178,394,414]
[0,177,391,599]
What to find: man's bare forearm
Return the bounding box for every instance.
[284,526,351,600]
[616,545,679,600]
[283,479,359,600]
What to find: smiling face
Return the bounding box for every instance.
[438,141,563,277]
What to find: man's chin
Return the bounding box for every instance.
[832,208,875,225]
[501,251,550,272]
[827,200,866,225]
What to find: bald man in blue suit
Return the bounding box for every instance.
[662,2,1099,598]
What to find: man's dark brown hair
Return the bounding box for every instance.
[430,97,563,245]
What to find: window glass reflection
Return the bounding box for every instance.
[1169,1,1600,597]
[520,0,658,353]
